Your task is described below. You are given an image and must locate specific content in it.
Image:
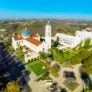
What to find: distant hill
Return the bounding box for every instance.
[0,19,92,38]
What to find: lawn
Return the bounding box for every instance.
[64,81,79,91]
[26,61,46,76]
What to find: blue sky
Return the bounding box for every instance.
[0,0,92,19]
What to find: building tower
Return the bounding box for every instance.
[45,21,52,49]
[22,27,30,39]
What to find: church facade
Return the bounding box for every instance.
[12,22,52,62]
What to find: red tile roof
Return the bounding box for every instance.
[31,35,38,38]
[16,34,42,46]
[16,36,23,40]
[26,37,42,46]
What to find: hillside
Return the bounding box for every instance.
[0,19,92,38]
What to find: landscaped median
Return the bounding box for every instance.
[64,81,79,91]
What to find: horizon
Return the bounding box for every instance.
[0,0,92,20]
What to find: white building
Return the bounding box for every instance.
[54,30,92,49]
[12,22,52,62]
[75,30,92,40]
[54,33,81,48]
[12,21,92,62]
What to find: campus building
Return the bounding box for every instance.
[12,22,52,62]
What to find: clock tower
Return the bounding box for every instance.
[45,21,51,49]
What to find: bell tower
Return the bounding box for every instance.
[45,21,51,49]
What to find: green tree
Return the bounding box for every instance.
[6,81,20,92]
[82,56,92,74]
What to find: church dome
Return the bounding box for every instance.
[22,28,30,38]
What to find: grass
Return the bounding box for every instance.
[64,81,79,91]
[50,67,59,77]
[62,62,73,68]
[26,60,46,76]
[37,72,52,81]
